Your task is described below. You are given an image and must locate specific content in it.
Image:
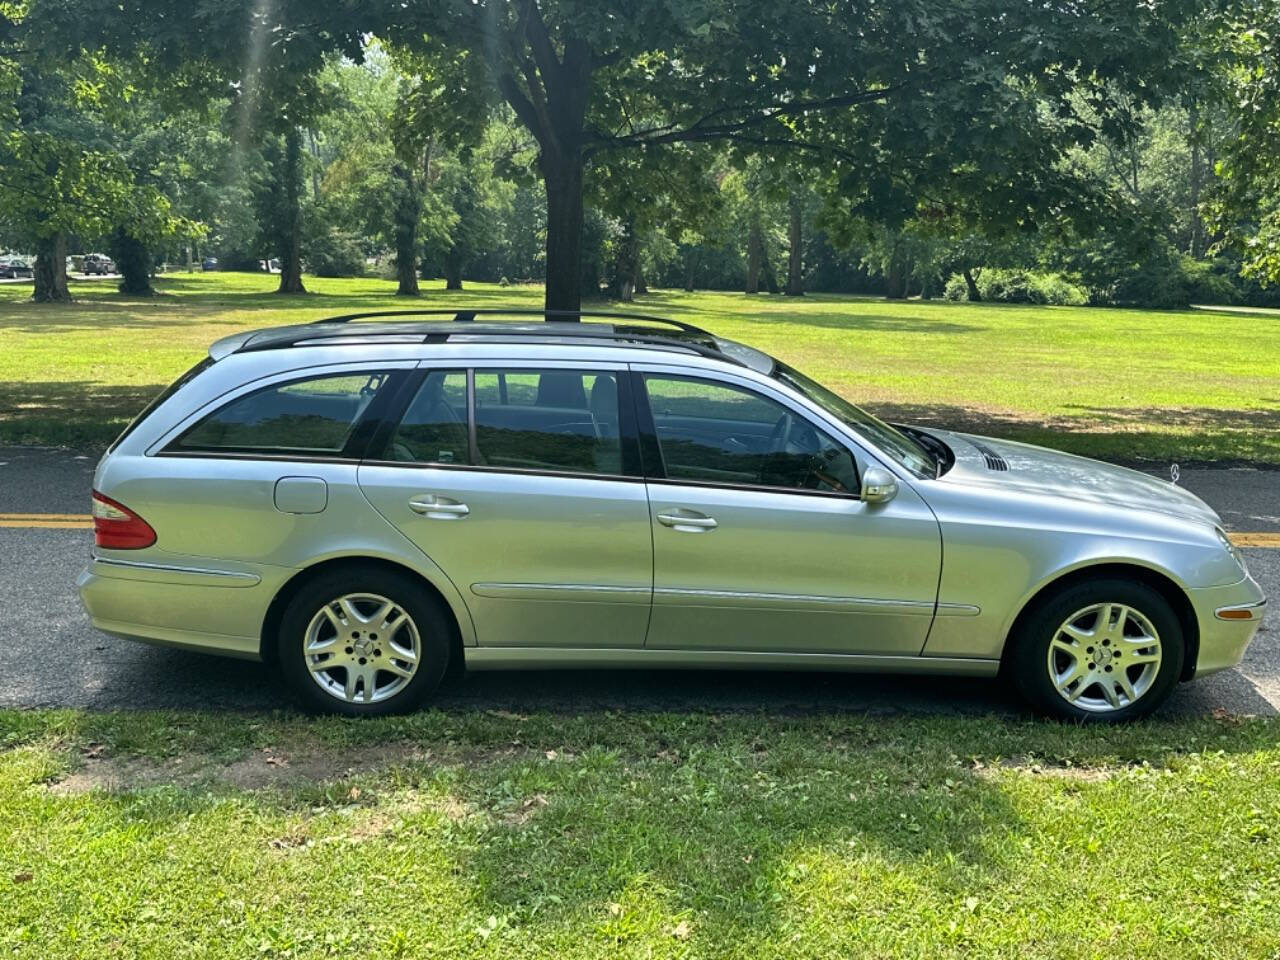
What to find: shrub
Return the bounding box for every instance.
[943,269,1088,305]
[303,227,366,278]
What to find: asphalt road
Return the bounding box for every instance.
[2,445,1276,716]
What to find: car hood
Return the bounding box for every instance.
[925,429,1223,528]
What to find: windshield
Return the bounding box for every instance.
[772,363,937,478]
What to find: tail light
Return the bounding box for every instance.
[92,491,157,549]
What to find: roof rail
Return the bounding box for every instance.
[234,320,744,367]
[312,307,709,336]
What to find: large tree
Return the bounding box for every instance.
[37,0,372,294]
[383,0,1196,311]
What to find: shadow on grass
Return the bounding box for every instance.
[868,401,1280,465]
[14,686,1279,955]
[634,292,989,335]
[0,380,166,448]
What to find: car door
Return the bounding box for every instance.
[636,367,942,656]
[357,362,653,648]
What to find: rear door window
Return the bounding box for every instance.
[474,369,624,475]
[171,371,393,455]
[383,371,469,464]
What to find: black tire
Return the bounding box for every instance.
[277,565,453,716]
[1009,577,1185,722]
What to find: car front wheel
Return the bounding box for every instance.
[1010,578,1185,722]
[277,567,452,716]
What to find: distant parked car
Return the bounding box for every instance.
[201,257,219,271]
[1,259,33,279]
[83,254,115,275]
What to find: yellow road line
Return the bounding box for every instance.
[0,513,1279,546]
[1232,533,1280,548]
[0,513,92,521]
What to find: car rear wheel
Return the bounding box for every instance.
[1010,578,1184,722]
[277,566,452,716]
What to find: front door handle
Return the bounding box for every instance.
[656,509,717,532]
[408,494,470,520]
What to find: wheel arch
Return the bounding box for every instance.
[1000,562,1199,681]
[259,555,472,668]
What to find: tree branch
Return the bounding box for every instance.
[585,83,911,149]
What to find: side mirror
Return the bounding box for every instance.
[861,466,899,504]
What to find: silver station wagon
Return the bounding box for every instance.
[78,309,1266,720]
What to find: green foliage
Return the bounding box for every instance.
[1209,0,1280,285]
[303,225,367,278]
[944,270,1088,306]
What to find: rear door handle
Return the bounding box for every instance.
[656,509,717,532]
[408,494,470,520]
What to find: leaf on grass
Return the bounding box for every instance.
[671,920,692,940]
[13,872,32,884]
[607,902,623,917]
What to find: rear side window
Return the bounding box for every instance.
[381,368,627,476]
[474,369,622,475]
[171,372,392,455]
[385,371,469,464]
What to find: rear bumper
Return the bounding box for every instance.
[1188,574,1267,677]
[77,556,272,660]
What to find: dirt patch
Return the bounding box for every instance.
[974,757,1115,782]
[49,742,434,795]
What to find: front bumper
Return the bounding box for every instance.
[1188,574,1267,677]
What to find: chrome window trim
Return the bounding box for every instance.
[643,475,858,502]
[359,459,647,484]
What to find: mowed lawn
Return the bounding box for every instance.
[3,708,1280,958]
[2,271,1277,462]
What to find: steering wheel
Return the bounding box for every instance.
[767,412,794,453]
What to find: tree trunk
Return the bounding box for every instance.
[613,216,638,301]
[307,129,322,201]
[962,267,982,302]
[277,127,307,295]
[112,227,153,295]
[444,246,464,290]
[746,217,763,294]
[785,197,804,296]
[392,160,420,296]
[762,250,779,294]
[1188,102,1205,259]
[884,243,908,300]
[543,156,585,313]
[32,233,70,303]
[684,247,697,292]
[634,265,647,296]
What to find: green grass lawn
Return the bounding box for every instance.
[2,271,1277,462]
[3,707,1280,958]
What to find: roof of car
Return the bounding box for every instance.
[209,309,776,373]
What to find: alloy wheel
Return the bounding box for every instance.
[303,593,422,704]
[1046,602,1163,713]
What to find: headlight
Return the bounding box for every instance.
[1217,528,1248,574]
